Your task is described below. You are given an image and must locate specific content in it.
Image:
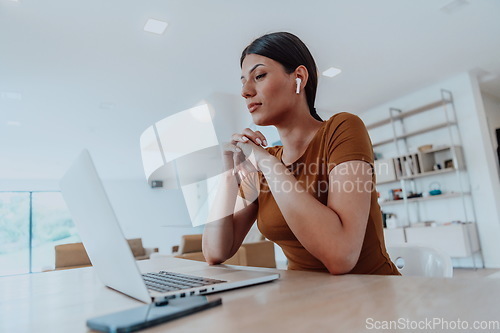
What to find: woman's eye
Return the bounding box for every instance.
[255,73,266,80]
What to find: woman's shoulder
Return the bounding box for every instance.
[324,112,365,127]
[322,112,368,136]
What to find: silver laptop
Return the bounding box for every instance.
[59,149,279,304]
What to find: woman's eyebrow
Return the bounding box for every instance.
[240,64,265,80]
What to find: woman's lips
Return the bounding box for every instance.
[248,103,262,113]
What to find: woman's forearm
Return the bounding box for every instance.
[257,155,352,272]
[202,170,239,264]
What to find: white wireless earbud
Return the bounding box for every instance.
[295,78,301,94]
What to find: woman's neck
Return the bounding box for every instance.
[275,105,324,165]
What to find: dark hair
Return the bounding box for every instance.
[240,32,322,121]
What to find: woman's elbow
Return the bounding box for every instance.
[205,256,225,266]
[202,248,226,266]
[201,234,233,265]
[323,253,358,275]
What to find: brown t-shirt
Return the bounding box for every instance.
[239,112,400,275]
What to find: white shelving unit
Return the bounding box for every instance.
[380,192,468,206]
[367,89,482,267]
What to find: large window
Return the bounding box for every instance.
[0,191,79,276]
[0,192,30,275]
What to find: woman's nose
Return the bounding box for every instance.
[241,82,256,99]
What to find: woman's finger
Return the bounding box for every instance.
[235,141,254,155]
[231,133,250,144]
[231,129,268,146]
[241,128,267,146]
[223,142,241,154]
[253,130,268,146]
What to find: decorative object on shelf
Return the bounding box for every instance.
[407,192,423,199]
[382,212,387,228]
[433,163,442,171]
[386,213,398,229]
[390,188,403,200]
[442,220,465,226]
[444,159,454,169]
[429,182,442,196]
[418,144,433,152]
[377,192,385,204]
[412,221,437,228]
[374,158,397,183]
[374,151,383,160]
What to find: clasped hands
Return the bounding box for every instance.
[223,128,270,178]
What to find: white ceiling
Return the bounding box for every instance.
[1,0,499,181]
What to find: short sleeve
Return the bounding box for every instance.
[326,112,374,174]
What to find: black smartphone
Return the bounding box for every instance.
[87,296,222,333]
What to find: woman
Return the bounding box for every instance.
[202,32,399,275]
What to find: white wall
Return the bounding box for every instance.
[360,72,500,268]
[481,91,500,176]
[467,75,500,268]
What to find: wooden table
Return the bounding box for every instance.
[1,257,499,332]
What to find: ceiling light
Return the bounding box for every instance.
[322,67,342,78]
[144,19,168,35]
[99,102,116,110]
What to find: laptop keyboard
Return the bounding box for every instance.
[142,271,226,293]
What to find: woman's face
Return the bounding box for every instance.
[240,54,296,126]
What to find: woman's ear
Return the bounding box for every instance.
[294,65,309,90]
